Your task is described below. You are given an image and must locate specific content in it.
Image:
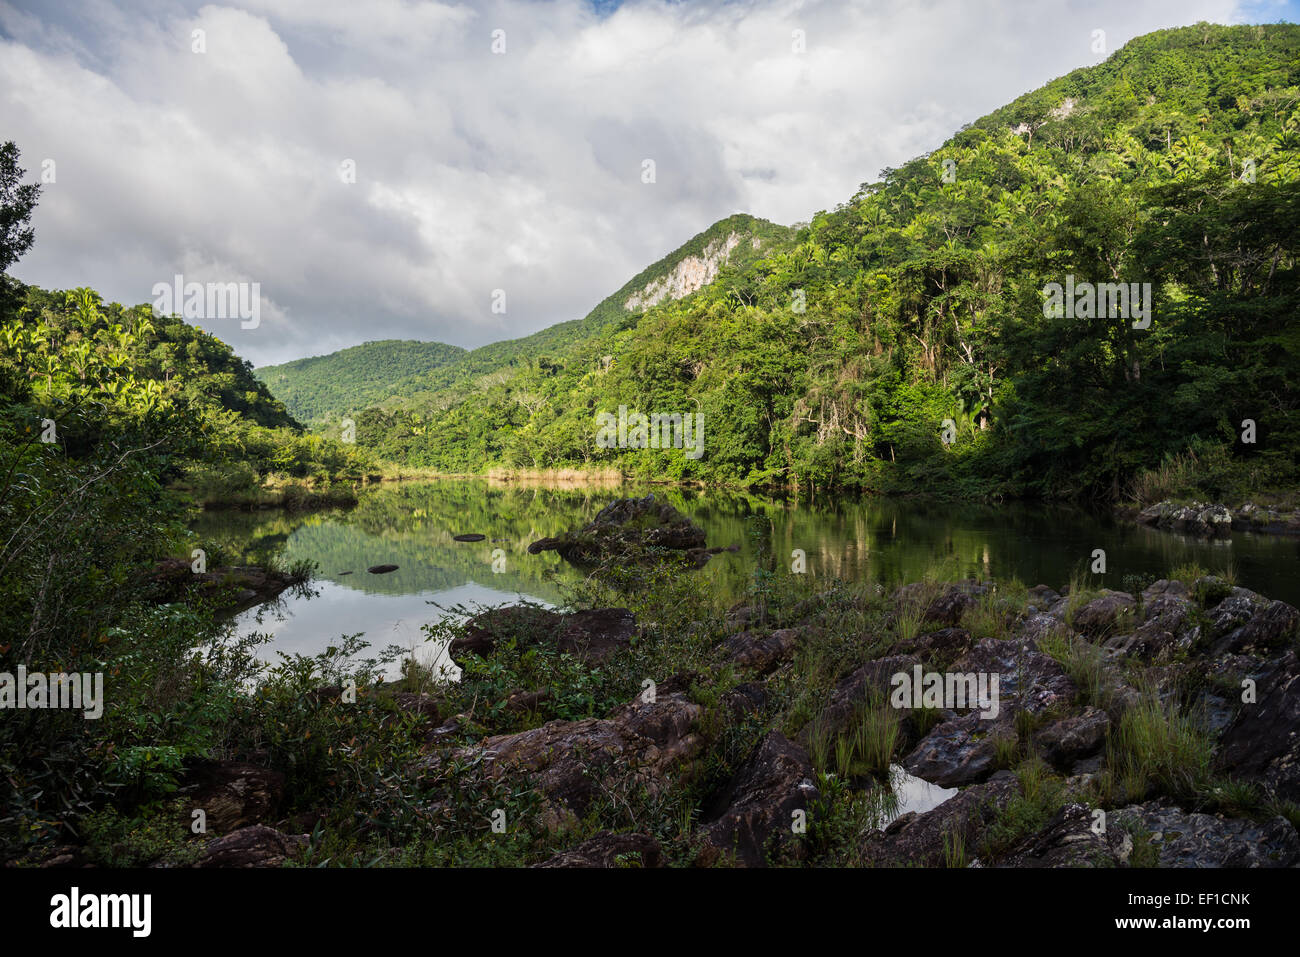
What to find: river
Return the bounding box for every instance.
[191,480,1300,678]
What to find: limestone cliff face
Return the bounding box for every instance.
[624,232,743,311]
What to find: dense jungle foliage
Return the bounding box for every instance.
[333,23,1300,502]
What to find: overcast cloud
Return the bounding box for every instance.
[0,0,1288,365]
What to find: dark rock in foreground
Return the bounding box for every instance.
[996,803,1119,868]
[1111,802,1300,867]
[894,580,988,627]
[535,831,665,868]
[417,690,704,831]
[721,627,809,674]
[698,731,819,867]
[194,825,307,868]
[179,760,284,836]
[1215,650,1300,802]
[797,654,922,751]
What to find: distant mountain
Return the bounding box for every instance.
[254,214,794,422]
[255,339,466,423]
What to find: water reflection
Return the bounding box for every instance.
[192,480,1300,672]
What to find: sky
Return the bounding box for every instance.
[2,0,1297,366]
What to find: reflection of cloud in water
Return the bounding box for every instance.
[879,764,958,829]
[232,579,551,681]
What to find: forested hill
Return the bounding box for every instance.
[7,283,300,432]
[351,23,1297,501]
[255,339,466,423]
[255,214,793,424]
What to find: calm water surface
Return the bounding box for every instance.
[192,480,1300,677]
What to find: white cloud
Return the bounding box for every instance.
[0,0,1249,365]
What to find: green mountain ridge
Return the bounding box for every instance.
[256,213,794,423]
[341,22,1300,500]
[255,338,467,423]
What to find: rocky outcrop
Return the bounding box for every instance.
[797,654,922,750]
[1111,802,1300,867]
[698,732,819,867]
[624,232,742,311]
[721,627,808,674]
[996,803,1118,868]
[1071,590,1136,639]
[1035,708,1110,771]
[954,638,1077,715]
[1215,651,1300,802]
[418,691,704,830]
[898,638,1076,787]
[1132,500,1300,537]
[903,711,1015,788]
[194,825,307,868]
[528,495,709,568]
[1134,501,1234,537]
[1213,599,1300,655]
[895,627,975,669]
[1103,592,1199,661]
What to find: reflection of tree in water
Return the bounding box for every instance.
[193,479,1300,607]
